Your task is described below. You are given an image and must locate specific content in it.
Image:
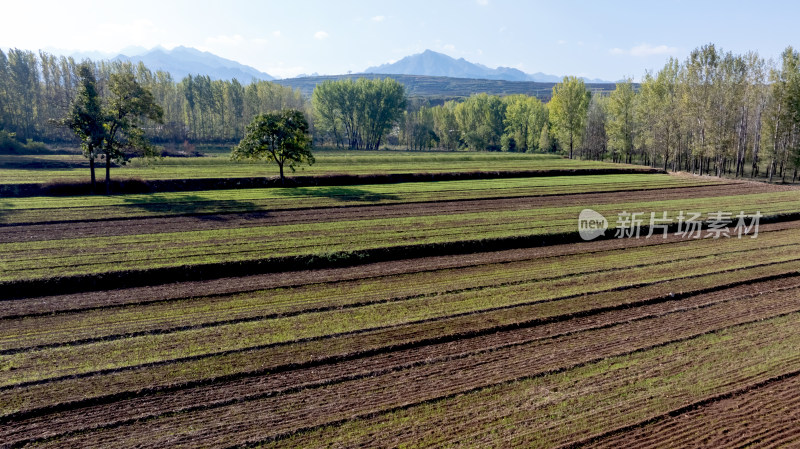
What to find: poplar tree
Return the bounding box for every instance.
[549,76,591,159]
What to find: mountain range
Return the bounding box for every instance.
[365,50,610,83]
[61,46,610,84]
[112,46,275,82]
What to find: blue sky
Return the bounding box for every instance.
[2,0,797,80]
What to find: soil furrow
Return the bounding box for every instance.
[4,219,798,317]
[28,304,800,449]
[0,182,763,241]
[4,235,796,354]
[4,280,799,446]
[0,183,749,240]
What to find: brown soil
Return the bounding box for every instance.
[4,219,798,319]
[586,374,800,448]
[7,279,800,447]
[4,276,800,447]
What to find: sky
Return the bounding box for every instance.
[2,0,798,80]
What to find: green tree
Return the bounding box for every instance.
[311,78,406,150]
[63,67,164,194]
[607,78,637,163]
[232,110,313,185]
[761,46,800,182]
[99,71,164,193]
[431,101,460,150]
[454,93,506,151]
[549,76,591,158]
[538,123,555,153]
[582,95,608,161]
[62,63,104,190]
[502,95,548,152]
[637,59,682,171]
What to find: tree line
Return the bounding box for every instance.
[3,44,800,181]
[389,44,800,181]
[0,49,306,146]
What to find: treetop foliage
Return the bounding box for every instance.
[232,109,313,184]
[312,77,406,150]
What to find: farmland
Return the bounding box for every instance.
[2,152,800,448]
[0,152,644,184]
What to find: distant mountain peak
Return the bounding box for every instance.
[364,49,609,83]
[113,46,274,82]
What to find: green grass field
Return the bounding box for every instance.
[2,153,800,447]
[0,152,649,184]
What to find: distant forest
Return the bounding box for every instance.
[0,49,305,145]
[1,44,800,180]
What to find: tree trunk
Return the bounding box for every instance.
[769,159,775,183]
[105,156,111,195]
[569,133,573,159]
[279,162,285,186]
[89,153,96,194]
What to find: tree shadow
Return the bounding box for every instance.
[0,199,13,222]
[0,155,89,170]
[119,194,259,221]
[277,186,400,202]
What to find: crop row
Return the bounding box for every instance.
[0,153,635,184]
[2,226,799,353]
[4,231,800,417]
[2,190,799,282]
[0,174,720,225]
[9,221,800,319]
[3,261,797,421]
[1,274,785,446]
[6,240,800,384]
[588,373,800,448]
[250,311,800,449]
[17,289,800,448]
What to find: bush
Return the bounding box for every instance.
[0,130,52,154]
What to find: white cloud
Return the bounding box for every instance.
[631,43,677,56]
[272,31,281,38]
[314,30,329,40]
[371,15,385,22]
[443,44,455,51]
[476,0,489,5]
[611,43,678,57]
[557,39,567,45]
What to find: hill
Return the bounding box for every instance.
[274,73,617,101]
